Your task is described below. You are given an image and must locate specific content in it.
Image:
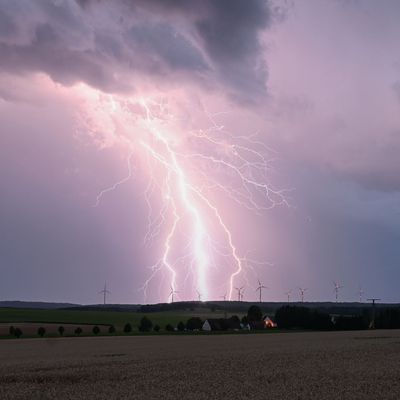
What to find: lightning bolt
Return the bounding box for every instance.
[85,89,289,302]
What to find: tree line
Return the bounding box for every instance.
[274,305,400,330]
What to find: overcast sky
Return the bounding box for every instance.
[1,0,399,304]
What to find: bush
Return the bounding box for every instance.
[186,317,203,331]
[38,327,46,337]
[241,316,249,325]
[375,308,400,329]
[74,327,83,335]
[153,324,160,332]
[123,323,132,333]
[108,325,116,334]
[139,316,153,332]
[58,326,65,336]
[177,321,185,331]
[14,328,22,338]
[165,324,174,332]
[9,326,15,336]
[92,326,100,335]
[247,305,263,322]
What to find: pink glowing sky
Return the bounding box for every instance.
[1,0,400,304]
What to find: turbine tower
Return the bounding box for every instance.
[333,281,344,303]
[235,286,244,302]
[169,286,178,303]
[99,282,110,305]
[298,287,307,303]
[255,279,268,303]
[285,290,292,304]
[196,290,202,302]
[220,293,227,301]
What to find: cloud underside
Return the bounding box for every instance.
[0,0,273,102]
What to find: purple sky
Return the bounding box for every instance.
[1,0,399,304]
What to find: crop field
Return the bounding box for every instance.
[1,330,400,399]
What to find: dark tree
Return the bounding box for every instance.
[186,317,203,331]
[177,321,185,331]
[139,316,153,332]
[74,327,83,335]
[9,326,15,336]
[275,306,334,330]
[123,323,132,333]
[58,326,65,336]
[165,324,174,332]
[108,325,116,334]
[153,324,160,332]
[247,305,263,322]
[38,327,46,337]
[14,328,22,338]
[92,326,100,335]
[241,316,249,325]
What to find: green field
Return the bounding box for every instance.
[0,308,234,329]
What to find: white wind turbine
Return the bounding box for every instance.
[333,281,344,303]
[298,287,308,303]
[235,286,244,302]
[255,279,268,303]
[169,286,179,303]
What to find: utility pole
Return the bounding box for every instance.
[367,298,381,329]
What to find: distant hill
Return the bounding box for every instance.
[139,301,400,316]
[1,300,399,315]
[63,304,141,312]
[0,301,79,309]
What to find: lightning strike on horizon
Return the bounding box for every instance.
[86,88,288,302]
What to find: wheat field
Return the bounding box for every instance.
[1,330,399,399]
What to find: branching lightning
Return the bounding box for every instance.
[84,89,288,302]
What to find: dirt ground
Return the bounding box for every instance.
[1,329,399,400]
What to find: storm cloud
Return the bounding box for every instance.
[0,0,274,101]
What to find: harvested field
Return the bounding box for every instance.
[1,329,399,399]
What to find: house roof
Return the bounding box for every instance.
[205,316,241,330]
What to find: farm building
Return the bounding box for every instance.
[264,316,277,328]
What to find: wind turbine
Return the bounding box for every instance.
[333,281,344,303]
[255,279,268,303]
[169,286,179,303]
[358,286,364,303]
[241,288,245,302]
[235,286,244,302]
[220,293,227,301]
[285,290,292,303]
[298,287,307,303]
[99,282,111,305]
[196,290,202,302]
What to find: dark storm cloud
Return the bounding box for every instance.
[0,0,273,100]
[0,23,128,92]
